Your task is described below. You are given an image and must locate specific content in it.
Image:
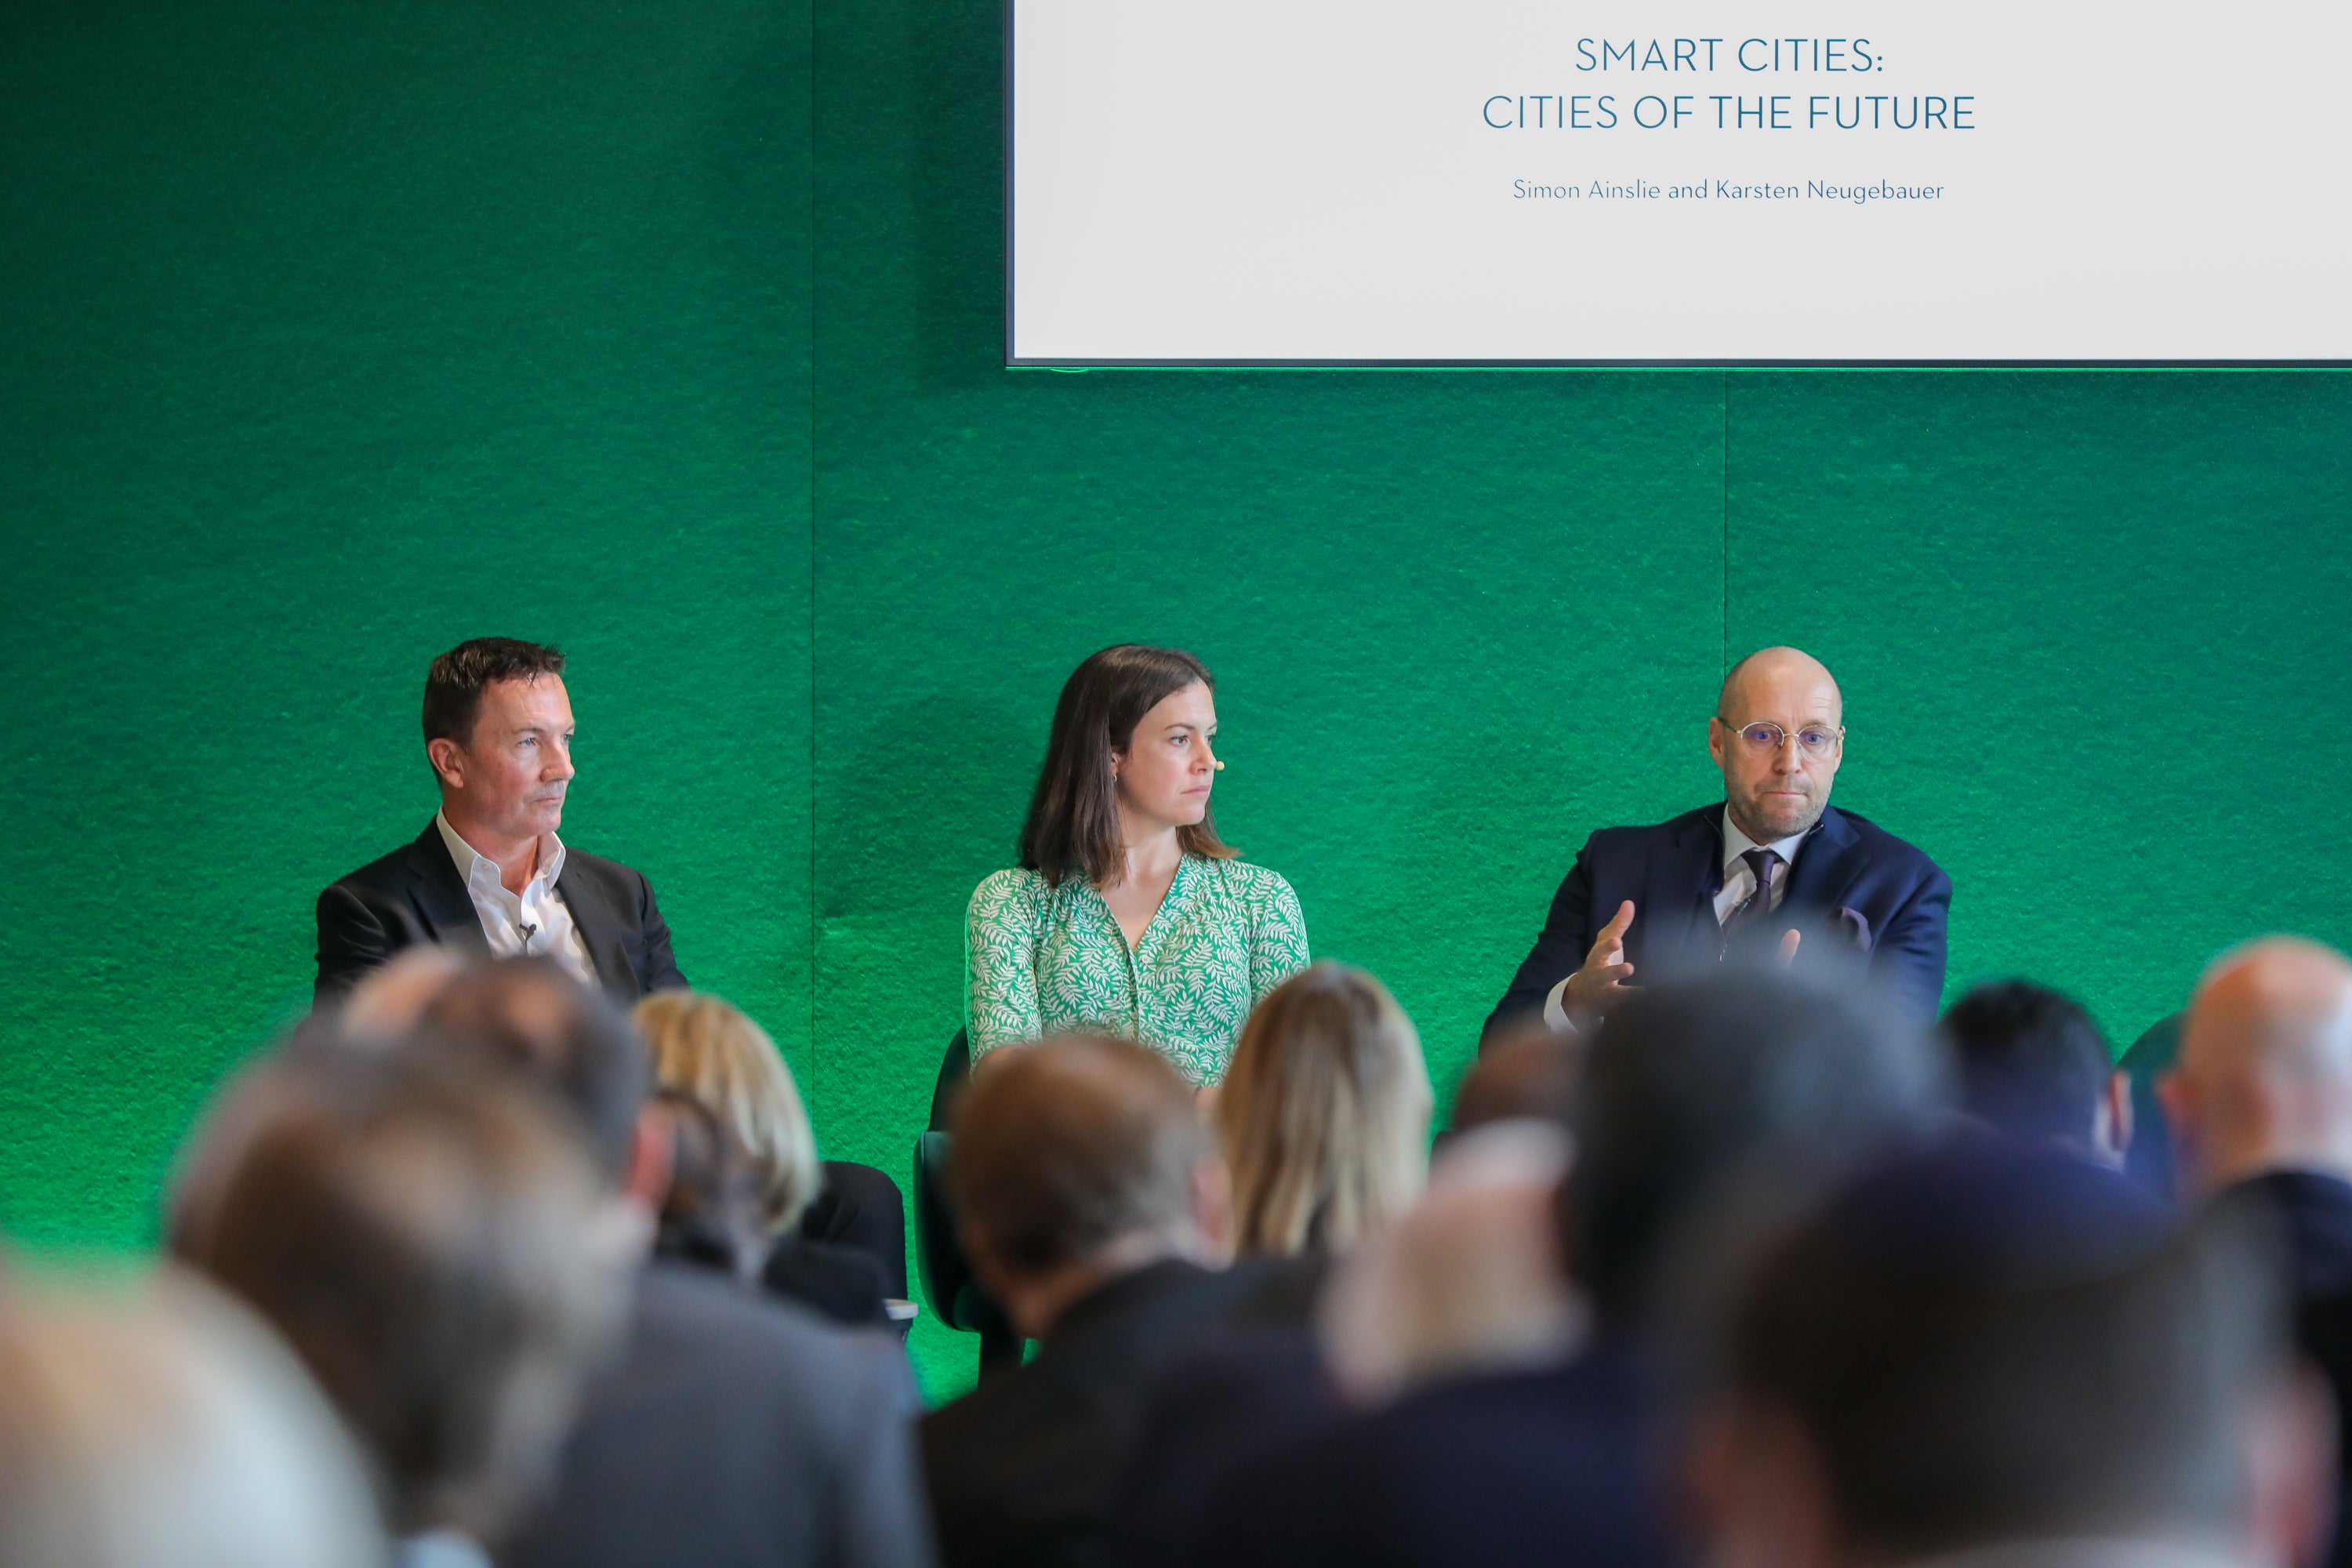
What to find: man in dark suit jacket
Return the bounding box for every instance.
[316,637,685,1006]
[921,1033,1252,1568]
[2165,937,2352,1568]
[1486,647,1950,1040]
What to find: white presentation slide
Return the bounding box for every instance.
[1007,0,2352,363]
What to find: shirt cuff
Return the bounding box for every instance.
[1542,975,1573,1031]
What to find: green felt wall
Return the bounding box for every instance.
[2,0,2347,1402]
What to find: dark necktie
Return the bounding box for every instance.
[1720,848,1783,946]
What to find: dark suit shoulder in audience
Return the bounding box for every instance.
[1112,1328,1343,1568]
[507,1261,931,1568]
[2227,1168,2352,1299]
[2227,1170,2352,1568]
[764,1236,894,1329]
[920,1258,1277,1568]
[1196,1341,1668,1568]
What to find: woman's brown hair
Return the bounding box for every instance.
[1018,644,1236,888]
[1215,962,1433,1258]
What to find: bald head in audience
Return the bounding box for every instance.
[2165,938,2352,1194]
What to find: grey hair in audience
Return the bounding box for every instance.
[416,956,652,1183]
[171,1046,631,1544]
[1567,965,1948,1327]
[0,1268,384,1568]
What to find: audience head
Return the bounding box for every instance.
[418,956,654,1193]
[170,1047,631,1546]
[1568,966,1945,1330]
[1697,1138,2321,1568]
[422,637,573,845]
[1940,979,2130,1166]
[651,1087,768,1279]
[1710,646,1845,844]
[0,1269,384,1568]
[951,1033,1223,1338]
[2167,937,2352,1196]
[1217,961,1433,1257]
[1019,644,1234,887]
[634,989,822,1236]
[340,946,469,1042]
[1319,1120,1580,1406]
[1450,1019,1580,1136]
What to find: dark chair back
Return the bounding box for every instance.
[913,1028,1022,1374]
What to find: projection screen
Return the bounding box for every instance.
[1005,0,2352,365]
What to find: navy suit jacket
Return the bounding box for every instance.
[1486,802,1951,1040]
[314,820,687,1006]
[2224,1172,2352,1568]
[1193,1344,1669,1568]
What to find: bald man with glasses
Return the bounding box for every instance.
[1485,648,1951,1040]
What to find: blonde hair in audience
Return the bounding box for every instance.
[634,990,824,1234]
[1216,961,1433,1256]
[0,1267,383,1568]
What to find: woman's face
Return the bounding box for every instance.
[1113,681,1219,832]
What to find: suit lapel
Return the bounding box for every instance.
[1648,805,1727,968]
[401,822,493,958]
[1784,806,1866,911]
[556,858,636,1000]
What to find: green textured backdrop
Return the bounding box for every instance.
[3,0,2347,1401]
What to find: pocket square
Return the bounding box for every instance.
[1834,906,1875,953]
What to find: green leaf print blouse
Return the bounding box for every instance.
[964,855,1311,1087]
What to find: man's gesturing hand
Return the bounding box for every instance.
[1563,900,1639,1022]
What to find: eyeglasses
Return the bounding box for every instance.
[1716,718,1843,757]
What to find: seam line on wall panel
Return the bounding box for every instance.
[1721,370,1730,676]
[808,0,821,1122]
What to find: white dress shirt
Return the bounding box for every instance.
[1541,808,1815,1029]
[1713,808,1812,925]
[435,811,597,988]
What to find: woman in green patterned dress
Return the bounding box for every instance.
[966,644,1310,1087]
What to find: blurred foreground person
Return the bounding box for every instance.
[1190,967,1947,1568]
[1696,1138,2325,1568]
[1216,961,1432,1269]
[0,1269,384,1568]
[172,1047,631,1565]
[1116,1013,1570,1568]
[924,1034,1268,1568]
[418,960,935,1568]
[1941,979,2131,1167]
[1446,1018,1580,1136]
[1319,1119,1579,1406]
[2167,936,2352,1568]
[636,989,898,1325]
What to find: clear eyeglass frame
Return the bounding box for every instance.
[1716,717,1844,757]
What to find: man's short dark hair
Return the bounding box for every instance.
[1724,1138,2275,1561]
[415,958,648,1184]
[1566,966,1947,1326]
[950,1034,1208,1277]
[1940,981,2113,1149]
[423,638,566,750]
